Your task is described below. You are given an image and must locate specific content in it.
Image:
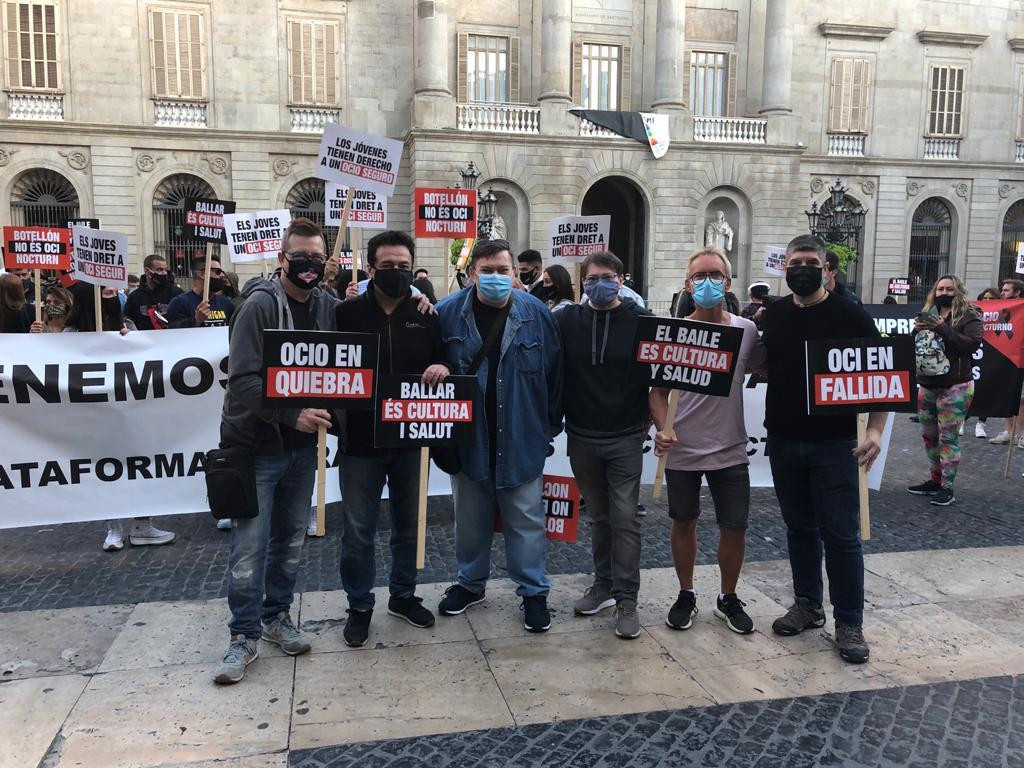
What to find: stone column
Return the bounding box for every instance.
[413,0,455,128]
[539,0,572,103]
[759,0,792,115]
[652,0,686,112]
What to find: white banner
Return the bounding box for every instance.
[639,112,670,159]
[0,331,892,528]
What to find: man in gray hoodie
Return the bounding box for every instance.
[214,217,342,685]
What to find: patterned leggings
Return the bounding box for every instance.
[918,381,974,491]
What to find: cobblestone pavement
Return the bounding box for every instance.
[2,418,1021,612]
[290,675,1024,768]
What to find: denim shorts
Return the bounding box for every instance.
[665,463,750,528]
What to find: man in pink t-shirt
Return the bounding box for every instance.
[651,247,765,635]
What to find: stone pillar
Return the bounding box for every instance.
[413,0,455,128]
[760,0,792,115]
[652,0,686,112]
[539,0,572,103]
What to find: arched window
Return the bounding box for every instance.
[152,174,217,278]
[286,178,342,254]
[1000,200,1024,284]
[10,169,80,227]
[909,197,953,302]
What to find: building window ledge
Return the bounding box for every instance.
[7,91,64,121]
[153,99,208,128]
[289,106,340,133]
[694,116,767,145]
[923,136,961,160]
[456,102,540,134]
[916,30,988,48]
[827,132,866,157]
[817,22,894,41]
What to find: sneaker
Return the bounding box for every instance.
[929,489,955,506]
[990,431,1011,445]
[574,584,615,616]
[438,584,486,616]
[975,422,988,438]
[958,423,964,436]
[906,480,941,496]
[666,590,698,630]
[343,609,372,647]
[128,522,175,546]
[834,621,870,663]
[772,597,826,636]
[614,600,641,639]
[216,518,232,531]
[261,612,311,656]
[213,635,258,685]
[714,593,754,635]
[102,523,124,552]
[388,595,435,628]
[522,594,551,633]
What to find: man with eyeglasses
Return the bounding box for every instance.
[124,254,184,330]
[166,256,235,328]
[214,217,343,685]
[557,250,651,639]
[651,247,765,637]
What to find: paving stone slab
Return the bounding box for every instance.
[0,674,86,768]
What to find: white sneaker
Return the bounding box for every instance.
[975,422,987,438]
[306,508,318,536]
[990,431,1011,445]
[958,423,964,436]
[129,523,175,546]
[102,523,124,552]
[217,518,232,531]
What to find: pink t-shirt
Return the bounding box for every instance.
[666,314,764,472]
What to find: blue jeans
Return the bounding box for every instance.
[227,447,316,639]
[768,439,864,626]
[451,472,549,597]
[339,451,420,611]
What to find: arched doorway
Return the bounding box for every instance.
[11,169,80,227]
[582,176,646,294]
[286,178,343,254]
[1000,200,1024,284]
[908,197,953,302]
[152,173,218,278]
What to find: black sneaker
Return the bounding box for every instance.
[835,621,870,663]
[907,480,941,496]
[929,489,955,506]
[343,608,372,648]
[666,590,698,630]
[438,584,485,616]
[388,595,435,628]
[714,593,754,635]
[772,597,826,636]
[521,594,551,633]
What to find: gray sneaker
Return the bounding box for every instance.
[213,634,258,685]
[835,621,870,664]
[261,612,311,656]
[771,597,826,636]
[574,584,615,616]
[614,600,641,639]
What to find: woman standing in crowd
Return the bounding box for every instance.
[29,285,78,333]
[542,264,575,311]
[0,273,34,333]
[907,275,983,507]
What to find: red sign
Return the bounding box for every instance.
[264,367,374,399]
[414,187,477,239]
[494,474,580,542]
[813,372,912,406]
[2,226,72,271]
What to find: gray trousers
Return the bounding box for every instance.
[567,432,644,602]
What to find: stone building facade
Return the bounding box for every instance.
[2,0,1024,309]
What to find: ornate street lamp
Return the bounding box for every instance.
[479,188,498,239]
[458,161,480,192]
[805,177,867,250]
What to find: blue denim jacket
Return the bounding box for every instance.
[437,286,563,488]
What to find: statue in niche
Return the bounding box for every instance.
[704,210,734,253]
[488,214,508,241]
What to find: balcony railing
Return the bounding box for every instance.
[456,102,540,134]
[828,133,866,157]
[8,92,63,120]
[923,137,960,160]
[290,106,340,133]
[154,100,208,128]
[694,116,767,144]
[1016,141,1024,163]
[579,118,625,138]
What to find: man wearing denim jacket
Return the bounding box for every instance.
[435,239,563,632]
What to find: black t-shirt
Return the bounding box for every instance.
[473,292,508,470]
[282,294,316,449]
[762,293,880,441]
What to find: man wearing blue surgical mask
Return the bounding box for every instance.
[435,239,564,633]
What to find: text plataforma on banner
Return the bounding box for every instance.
[2,226,71,271]
[375,374,476,446]
[629,315,744,396]
[326,183,388,229]
[262,330,379,409]
[183,197,236,244]
[414,187,477,239]
[805,337,916,415]
[548,215,610,262]
[223,210,291,264]
[71,225,129,288]
[314,123,403,197]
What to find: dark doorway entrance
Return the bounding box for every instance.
[582,176,647,295]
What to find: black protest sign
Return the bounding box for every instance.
[262,330,379,409]
[67,218,100,229]
[183,197,236,244]
[375,374,476,447]
[805,337,916,415]
[629,315,744,396]
[887,277,911,296]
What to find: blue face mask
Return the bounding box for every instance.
[691,278,725,309]
[477,273,513,303]
[586,278,620,308]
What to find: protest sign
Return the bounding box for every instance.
[630,315,744,396]
[223,210,291,264]
[326,183,387,229]
[764,246,787,277]
[375,374,476,447]
[70,225,128,289]
[262,330,378,410]
[67,218,100,229]
[549,215,611,262]
[542,475,580,542]
[414,187,477,239]
[1017,243,1024,275]
[805,337,916,415]
[887,277,911,296]
[183,198,235,244]
[314,123,403,197]
[2,226,71,271]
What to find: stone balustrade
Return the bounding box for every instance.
[923,137,960,160]
[456,102,540,134]
[153,100,208,128]
[693,116,768,144]
[8,92,64,120]
[828,133,866,157]
[290,107,340,133]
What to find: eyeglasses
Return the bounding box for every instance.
[583,274,619,286]
[284,251,327,264]
[210,268,225,276]
[690,272,727,285]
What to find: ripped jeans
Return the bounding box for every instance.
[227,447,316,639]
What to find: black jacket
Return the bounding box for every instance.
[335,283,449,455]
[124,280,183,330]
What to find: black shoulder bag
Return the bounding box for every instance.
[205,444,260,520]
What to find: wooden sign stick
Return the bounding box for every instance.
[652,389,680,500]
[202,241,213,303]
[94,284,103,332]
[33,270,42,323]
[351,228,362,277]
[857,413,871,541]
[416,446,430,569]
[331,187,355,269]
[1004,415,1017,480]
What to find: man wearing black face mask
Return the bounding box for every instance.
[332,229,450,648]
[517,249,547,299]
[166,256,235,328]
[760,234,887,666]
[124,254,183,331]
